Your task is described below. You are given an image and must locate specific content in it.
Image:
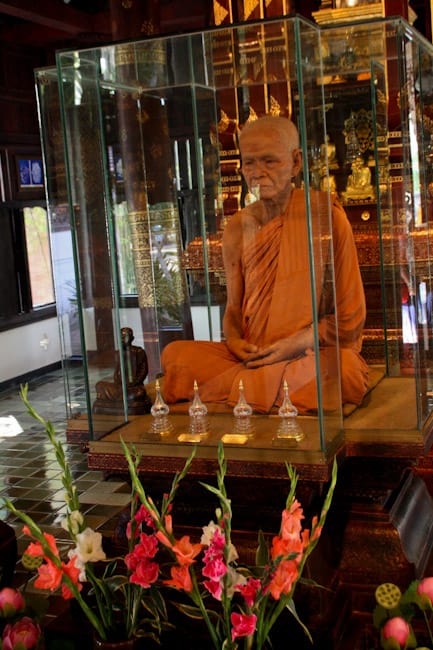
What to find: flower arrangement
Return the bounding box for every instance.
[1,385,168,644]
[0,587,42,650]
[122,438,337,649]
[1,385,337,649]
[374,578,433,649]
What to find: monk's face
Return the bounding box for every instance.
[240,125,302,202]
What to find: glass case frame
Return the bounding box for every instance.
[35,15,433,465]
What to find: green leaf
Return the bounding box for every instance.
[285,598,313,644]
[256,530,270,567]
[173,602,208,620]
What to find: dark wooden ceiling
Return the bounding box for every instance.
[0,0,216,51]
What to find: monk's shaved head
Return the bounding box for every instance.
[239,116,299,151]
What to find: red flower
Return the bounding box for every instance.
[271,535,303,562]
[230,612,257,640]
[238,578,261,608]
[129,559,159,588]
[268,559,299,600]
[280,500,304,541]
[23,529,59,560]
[171,536,202,566]
[61,556,83,600]
[34,559,63,592]
[164,565,192,592]
[125,533,159,570]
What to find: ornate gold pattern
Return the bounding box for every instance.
[128,209,154,309]
[218,109,230,133]
[269,95,281,116]
[213,0,229,25]
[121,0,132,7]
[343,109,374,154]
[246,106,258,123]
[115,44,166,67]
[141,20,155,35]
[243,0,260,20]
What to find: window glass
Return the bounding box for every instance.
[23,206,55,307]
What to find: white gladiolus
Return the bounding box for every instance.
[61,510,84,535]
[201,520,219,546]
[75,527,106,563]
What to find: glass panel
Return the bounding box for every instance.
[394,20,433,430]
[38,15,433,458]
[35,67,88,422]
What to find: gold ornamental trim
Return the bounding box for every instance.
[213,0,230,25]
[312,3,383,26]
[115,44,166,67]
[243,0,261,20]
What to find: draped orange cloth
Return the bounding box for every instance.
[161,189,369,414]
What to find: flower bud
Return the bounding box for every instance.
[382,617,410,647]
[0,588,25,618]
[417,577,433,608]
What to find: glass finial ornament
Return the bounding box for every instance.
[187,380,209,440]
[275,380,304,442]
[232,380,255,438]
[148,379,173,437]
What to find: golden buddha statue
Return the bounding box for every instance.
[342,156,374,202]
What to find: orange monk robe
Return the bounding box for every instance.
[161,189,369,414]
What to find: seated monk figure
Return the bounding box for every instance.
[161,115,369,414]
[342,155,374,201]
[94,327,151,414]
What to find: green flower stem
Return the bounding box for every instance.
[423,609,433,647]
[189,570,220,650]
[85,566,113,634]
[20,384,81,516]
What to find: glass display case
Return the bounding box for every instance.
[35,15,433,466]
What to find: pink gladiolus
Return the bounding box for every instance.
[231,612,257,640]
[0,588,25,618]
[209,527,225,551]
[382,617,410,647]
[204,579,223,601]
[2,616,41,650]
[202,557,227,581]
[417,577,433,606]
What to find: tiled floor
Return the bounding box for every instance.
[0,369,131,586]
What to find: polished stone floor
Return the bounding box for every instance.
[0,368,131,587]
